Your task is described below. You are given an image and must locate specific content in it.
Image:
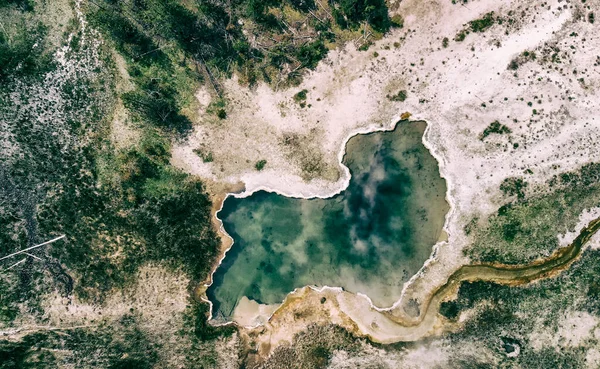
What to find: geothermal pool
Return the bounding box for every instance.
[207,121,448,321]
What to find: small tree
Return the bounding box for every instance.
[255,160,267,171]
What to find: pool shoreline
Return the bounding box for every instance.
[199,116,456,328]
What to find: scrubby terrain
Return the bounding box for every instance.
[0,0,235,367]
[2,0,600,368]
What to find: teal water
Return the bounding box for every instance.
[207,121,449,320]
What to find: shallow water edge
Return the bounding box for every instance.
[198,116,457,327]
[208,120,449,319]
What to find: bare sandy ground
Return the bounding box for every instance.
[173,0,600,352]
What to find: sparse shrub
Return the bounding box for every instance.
[294,90,308,102]
[589,12,595,24]
[358,41,373,51]
[255,159,267,171]
[453,12,497,43]
[387,89,408,102]
[193,149,214,162]
[207,98,228,120]
[480,120,511,140]
[293,90,308,108]
[469,12,496,33]
[507,50,536,70]
[442,37,449,48]
[391,14,404,28]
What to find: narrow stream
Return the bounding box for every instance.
[385,217,600,327]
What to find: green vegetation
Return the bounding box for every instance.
[387,89,408,102]
[206,98,228,120]
[0,19,52,80]
[468,12,496,33]
[330,0,391,33]
[442,37,449,48]
[255,159,268,171]
[499,176,528,199]
[294,89,308,107]
[455,12,499,42]
[479,120,511,140]
[0,2,232,366]
[88,8,194,134]
[0,0,33,10]
[467,163,600,264]
[87,0,391,89]
[0,300,235,368]
[194,149,214,163]
[508,50,537,70]
[439,166,600,366]
[441,243,600,367]
[262,325,360,368]
[217,108,227,119]
[390,14,404,28]
[589,12,595,24]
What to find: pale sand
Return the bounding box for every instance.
[172,0,600,353]
[232,297,280,327]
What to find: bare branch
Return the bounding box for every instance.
[0,235,65,262]
[3,258,26,271]
[24,252,44,261]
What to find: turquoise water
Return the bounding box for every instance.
[207,121,449,320]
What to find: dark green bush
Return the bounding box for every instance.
[480,120,511,140]
[0,22,52,80]
[442,37,449,48]
[294,89,308,102]
[255,159,267,170]
[329,0,391,33]
[296,40,328,70]
[469,12,496,32]
[388,90,407,102]
[499,177,528,199]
